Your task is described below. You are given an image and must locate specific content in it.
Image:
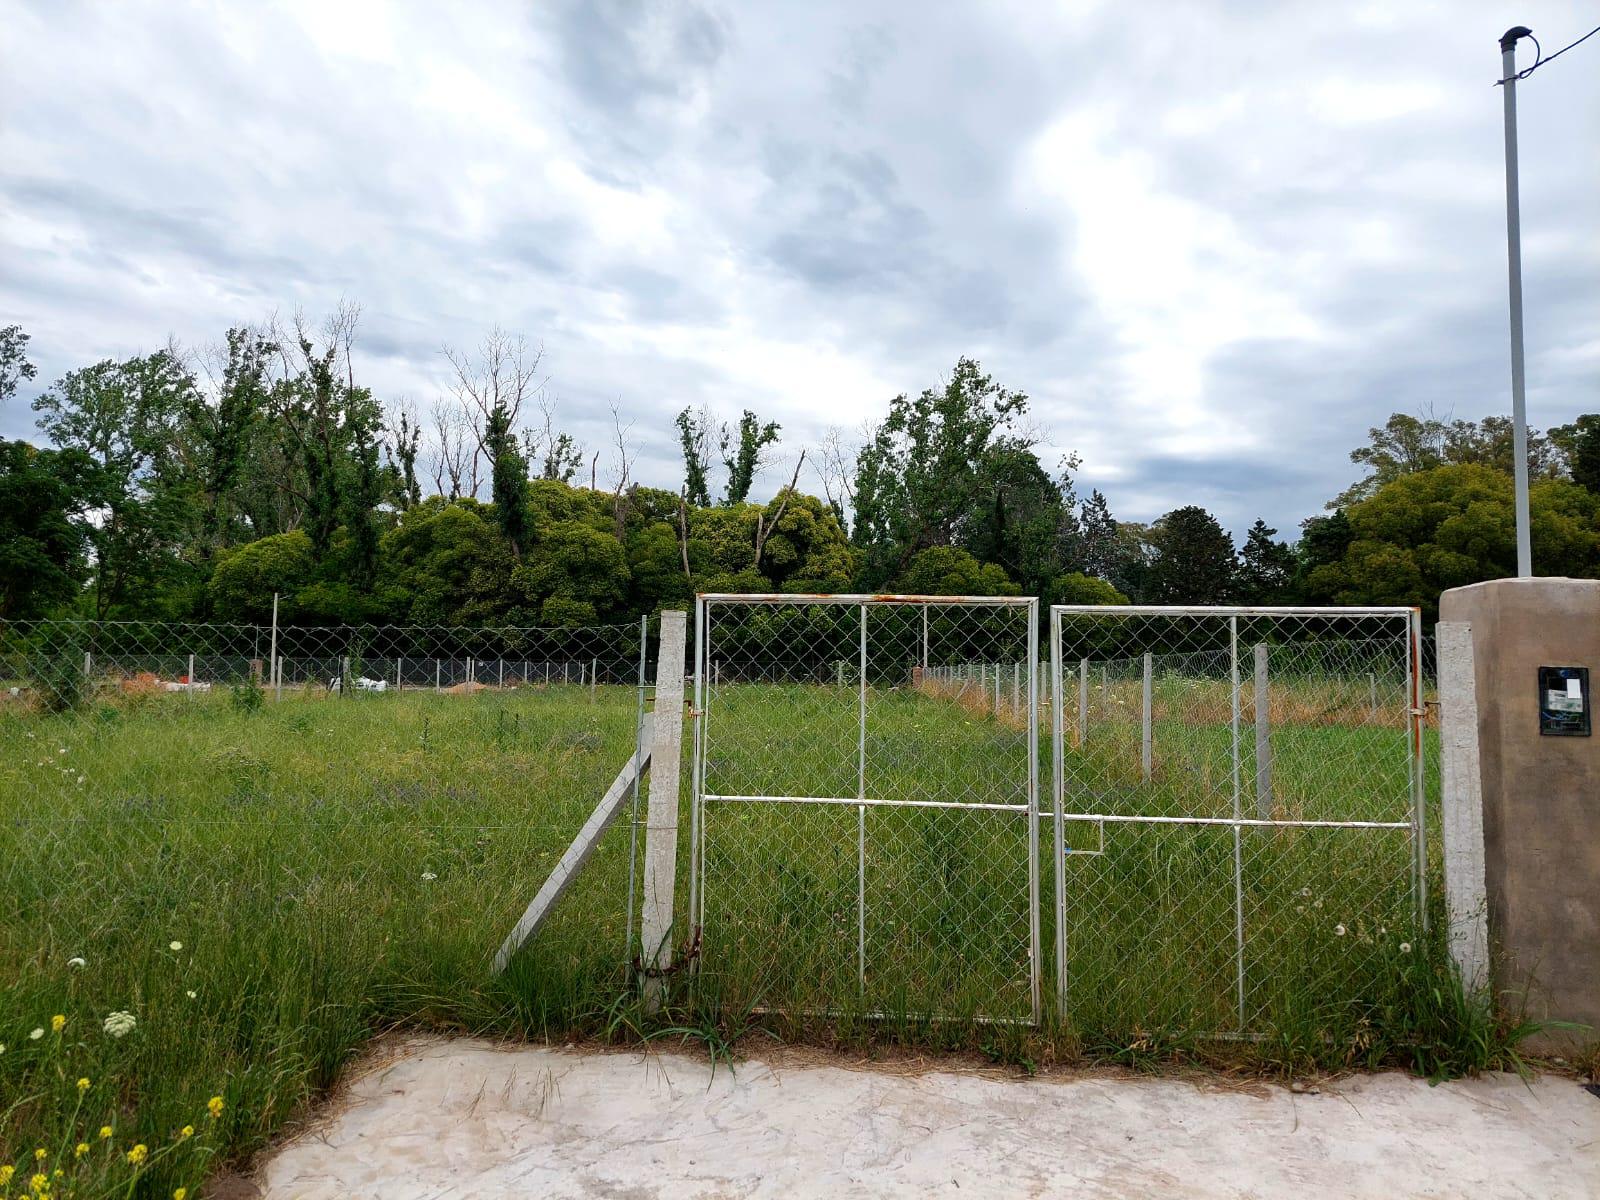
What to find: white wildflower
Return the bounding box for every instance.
[421,871,437,881]
[169,941,183,952]
[1334,923,1347,937]
[67,957,86,969]
[1399,942,1412,954]
[185,990,197,1000]
[103,1011,136,1038]
[58,748,67,755]
[76,775,85,785]
[29,1027,45,1040]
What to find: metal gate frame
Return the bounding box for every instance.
[690,593,1042,1024]
[1048,604,1427,1032]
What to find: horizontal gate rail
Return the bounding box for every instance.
[706,793,1031,813]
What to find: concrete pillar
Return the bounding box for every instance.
[1440,578,1600,1050]
[640,610,688,1011]
[1437,621,1488,996]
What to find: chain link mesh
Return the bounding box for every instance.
[0,618,657,1028]
[691,597,1040,1024]
[1051,607,1425,1038]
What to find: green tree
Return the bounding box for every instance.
[33,349,198,615]
[676,406,713,507]
[513,520,629,623]
[1,324,37,403]
[893,545,1018,596]
[377,498,510,625]
[485,400,530,558]
[1308,464,1600,618]
[720,410,780,505]
[1551,414,1600,497]
[207,530,316,622]
[1143,506,1237,604]
[1337,411,1562,506]
[1047,571,1128,606]
[852,357,1030,584]
[961,446,1077,597]
[0,440,96,619]
[1236,519,1297,605]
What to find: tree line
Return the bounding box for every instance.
[3,314,1598,629]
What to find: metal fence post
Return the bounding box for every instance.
[1230,615,1245,1029]
[1141,652,1153,782]
[1026,598,1041,1024]
[857,601,868,995]
[268,593,279,702]
[187,653,195,697]
[1254,643,1272,819]
[1050,608,1067,1014]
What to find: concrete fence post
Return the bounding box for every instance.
[641,610,687,1011]
[1254,643,1272,818]
[1141,651,1153,782]
[1437,621,1489,995]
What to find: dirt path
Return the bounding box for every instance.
[257,1036,1599,1199]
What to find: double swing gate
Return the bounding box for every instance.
[689,597,1427,1036]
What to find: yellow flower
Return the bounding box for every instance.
[50,1015,65,1033]
[98,1125,113,1139]
[180,1125,194,1138]
[206,1095,224,1119]
[29,1172,48,1194]
[125,1144,148,1166]
[174,1189,188,1200]
[33,1150,47,1162]
[0,1163,13,1184]
[73,1144,89,1159]
[76,1077,91,1094]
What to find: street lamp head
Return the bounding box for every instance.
[1500,26,1533,52]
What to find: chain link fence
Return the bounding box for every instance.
[1050,606,1427,1038]
[0,618,659,1037]
[689,595,1041,1024]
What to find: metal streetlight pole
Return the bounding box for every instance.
[1499,25,1534,577]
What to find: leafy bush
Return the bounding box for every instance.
[229,677,264,713]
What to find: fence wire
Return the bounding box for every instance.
[690,595,1041,1024]
[0,618,658,1023]
[1051,606,1427,1038]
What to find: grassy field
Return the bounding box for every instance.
[0,675,1515,1196]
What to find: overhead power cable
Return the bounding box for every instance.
[1496,22,1600,84]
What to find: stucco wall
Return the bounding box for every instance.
[1439,577,1599,1049]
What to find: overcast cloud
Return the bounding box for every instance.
[2,0,1596,536]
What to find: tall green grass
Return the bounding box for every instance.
[0,681,1535,1195]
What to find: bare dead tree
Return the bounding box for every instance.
[815,424,860,527]
[754,449,807,571]
[607,402,637,541]
[441,328,545,482]
[430,399,473,500]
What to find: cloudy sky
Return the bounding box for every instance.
[3,0,1596,536]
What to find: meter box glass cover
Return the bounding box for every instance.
[1538,666,1591,737]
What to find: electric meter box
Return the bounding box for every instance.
[1537,665,1590,737]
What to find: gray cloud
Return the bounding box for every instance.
[1,0,1596,542]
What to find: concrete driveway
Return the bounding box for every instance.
[257,1036,1599,1199]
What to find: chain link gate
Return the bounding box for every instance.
[1049,605,1427,1036]
[690,594,1041,1024]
